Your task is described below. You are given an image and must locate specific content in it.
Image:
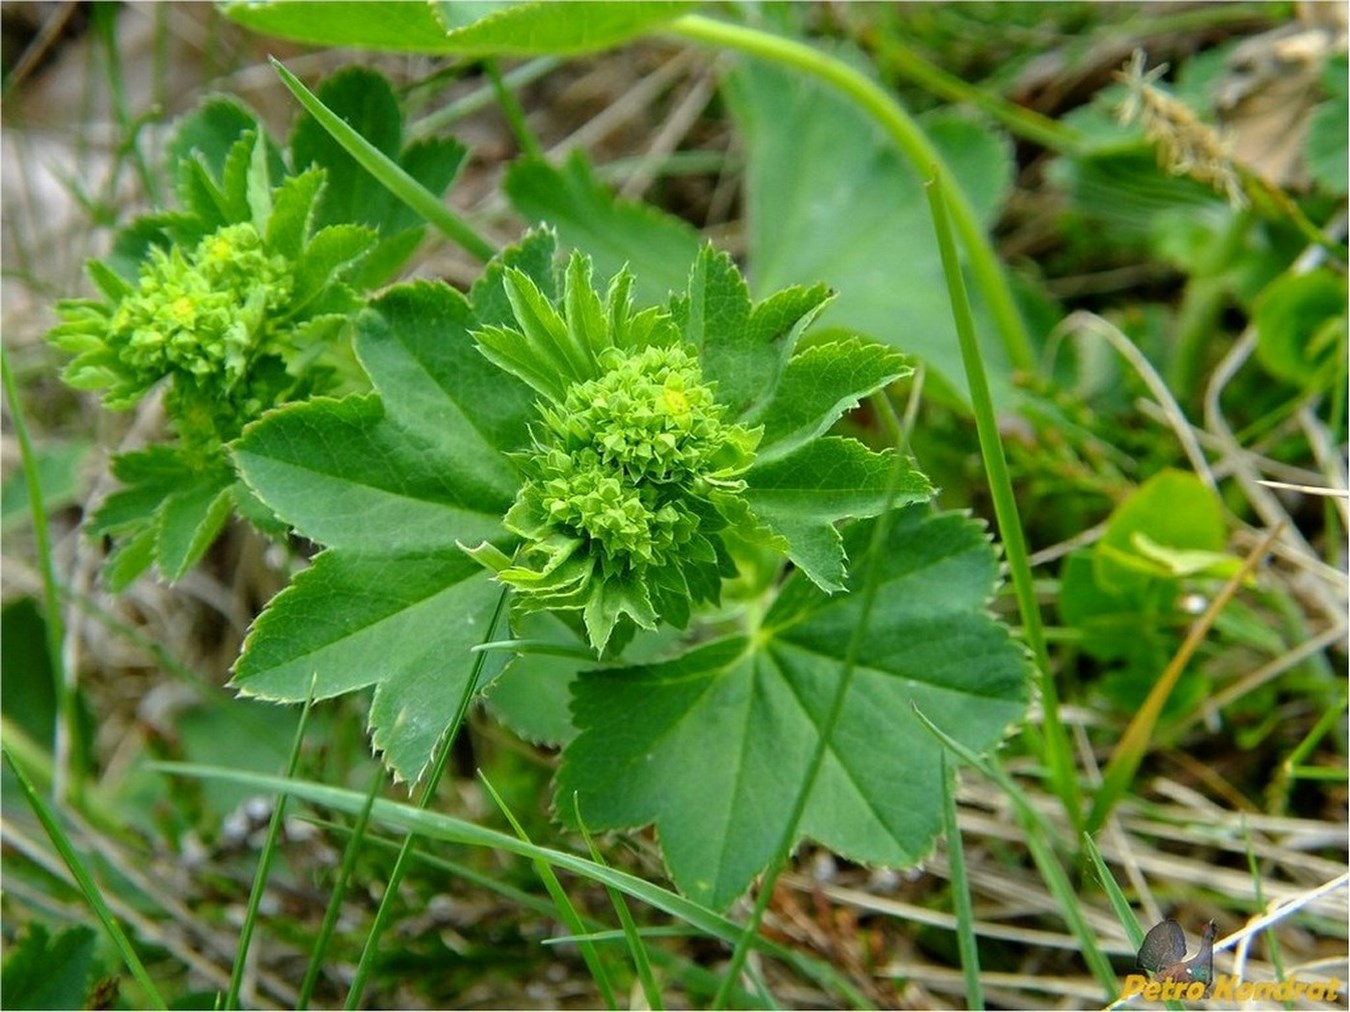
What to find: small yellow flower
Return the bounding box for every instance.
[661,386,690,415]
[170,296,196,325]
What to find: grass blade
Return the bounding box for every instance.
[1083,833,1185,1012]
[571,793,664,1011]
[912,706,1119,1000]
[270,57,496,262]
[306,815,766,1008]
[225,674,319,1010]
[480,774,618,1010]
[151,761,871,1008]
[924,168,1083,833]
[344,587,510,1010]
[941,752,983,1010]
[1081,833,1145,950]
[3,747,167,1011]
[1,344,79,807]
[296,766,384,1009]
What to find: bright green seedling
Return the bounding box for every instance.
[231,228,1029,907]
[1059,469,1242,719]
[46,68,465,588]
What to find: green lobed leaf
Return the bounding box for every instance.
[246,130,274,233]
[264,168,324,260]
[287,66,467,286]
[232,395,509,553]
[1,923,98,1012]
[354,280,533,475]
[435,1,694,56]
[290,67,402,215]
[176,156,233,231]
[154,470,236,581]
[470,227,561,327]
[723,59,1017,406]
[744,437,933,592]
[231,237,582,779]
[271,59,493,261]
[105,527,157,592]
[221,0,483,51]
[483,611,588,745]
[162,97,261,185]
[232,550,507,783]
[504,153,702,305]
[88,446,198,537]
[390,137,468,234]
[105,214,192,283]
[558,506,1028,909]
[289,66,466,237]
[672,245,834,422]
[85,448,236,584]
[757,337,910,460]
[292,223,378,304]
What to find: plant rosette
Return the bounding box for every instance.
[47,68,465,588]
[231,229,1028,908]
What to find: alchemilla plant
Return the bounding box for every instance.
[228,227,1028,907]
[47,67,465,588]
[48,59,1028,912]
[52,176,368,453]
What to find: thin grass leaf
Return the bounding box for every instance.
[151,762,871,1008]
[1082,833,1146,950]
[1086,524,1284,833]
[571,793,664,1011]
[296,767,384,1010]
[344,587,510,1010]
[1242,818,1291,1008]
[547,926,699,944]
[923,169,1083,834]
[469,637,598,661]
[480,774,618,1010]
[3,747,167,1011]
[305,817,765,1008]
[1,346,79,807]
[225,673,319,1010]
[1082,834,1189,1011]
[912,707,1119,1000]
[270,58,495,262]
[485,58,543,161]
[941,752,984,1010]
[1090,831,1197,1012]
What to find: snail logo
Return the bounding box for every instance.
[1136,918,1215,995]
[1122,918,1343,1004]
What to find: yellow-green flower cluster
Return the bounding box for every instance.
[51,221,317,450]
[111,224,290,394]
[501,342,759,650]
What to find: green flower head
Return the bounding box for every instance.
[48,130,375,454]
[468,253,761,652]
